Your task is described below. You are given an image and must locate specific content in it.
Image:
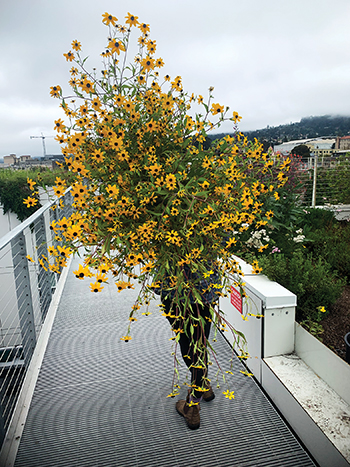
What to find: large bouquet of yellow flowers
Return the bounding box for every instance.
[26,12,290,392]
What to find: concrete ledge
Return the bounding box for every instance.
[295,323,350,405]
[264,354,350,465]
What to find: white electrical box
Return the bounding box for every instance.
[219,257,297,383]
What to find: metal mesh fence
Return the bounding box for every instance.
[0,190,73,445]
[295,156,350,207]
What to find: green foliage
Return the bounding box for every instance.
[304,213,350,283]
[0,171,38,221]
[300,318,325,341]
[259,250,345,323]
[264,192,306,257]
[0,168,73,221]
[302,207,336,230]
[290,144,310,160]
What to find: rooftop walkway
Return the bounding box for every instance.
[13,257,316,467]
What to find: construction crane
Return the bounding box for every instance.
[30,133,54,158]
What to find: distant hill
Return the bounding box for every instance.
[210,115,350,148]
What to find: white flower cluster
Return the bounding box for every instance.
[293,228,305,243]
[246,229,270,249]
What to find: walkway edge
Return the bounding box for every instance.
[0,258,72,467]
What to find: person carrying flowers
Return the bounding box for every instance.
[26,11,291,430]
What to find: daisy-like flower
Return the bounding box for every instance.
[23,196,38,208]
[141,56,154,72]
[27,178,36,190]
[125,12,139,27]
[145,119,157,132]
[222,390,235,400]
[147,40,156,54]
[211,103,224,115]
[108,40,126,55]
[155,58,164,68]
[71,40,81,51]
[53,186,65,197]
[90,282,104,293]
[73,264,92,280]
[63,51,75,62]
[240,370,253,377]
[165,230,181,245]
[54,118,65,132]
[165,174,176,190]
[57,245,72,258]
[102,12,118,26]
[138,22,150,34]
[120,335,132,342]
[232,111,242,123]
[50,85,61,98]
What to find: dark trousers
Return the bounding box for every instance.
[162,297,212,397]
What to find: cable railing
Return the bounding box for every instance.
[0,189,73,446]
[295,155,350,208]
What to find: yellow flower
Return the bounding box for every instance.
[165,174,176,190]
[108,40,126,55]
[147,163,162,177]
[125,12,139,27]
[71,40,81,51]
[23,196,38,208]
[73,264,92,280]
[211,103,224,115]
[222,390,235,400]
[26,255,35,263]
[53,186,65,197]
[63,51,75,62]
[27,178,36,190]
[90,282,104,293]
[120,335,132,342]
[141,56,155,72]
[50,85,61,98]
[57,245,72,258]
[141,262,155,273]
[165,230,181,246]
[102,12,118,26]
[232,111,242,123]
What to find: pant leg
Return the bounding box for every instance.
[162,297,212,396]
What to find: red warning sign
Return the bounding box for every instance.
[230,286,242,314]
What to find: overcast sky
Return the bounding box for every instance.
[1,0,350,158]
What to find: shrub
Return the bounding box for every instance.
[259,250,345,322]
[305,217,350,283]
[0,168,74,221]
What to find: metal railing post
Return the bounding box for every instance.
[311,154,318,208]
[34,215,52,321]
[10,233,37,368]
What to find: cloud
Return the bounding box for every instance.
[1,0,350,156]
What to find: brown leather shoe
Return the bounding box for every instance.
[202,384,215,402]
[176,396,201,430]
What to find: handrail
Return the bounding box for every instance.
[0,188,73,447]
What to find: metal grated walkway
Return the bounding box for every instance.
[14,258,317,467]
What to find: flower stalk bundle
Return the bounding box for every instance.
[26,12,290,393]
